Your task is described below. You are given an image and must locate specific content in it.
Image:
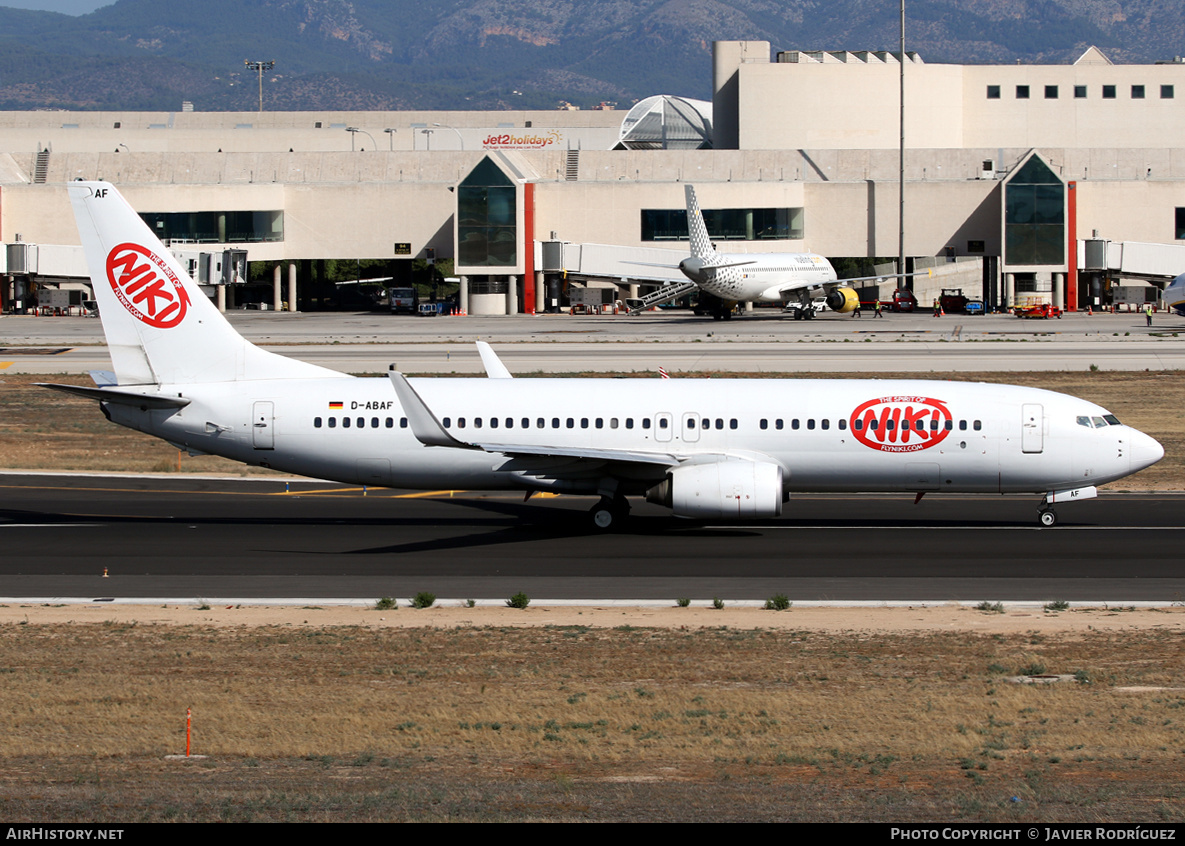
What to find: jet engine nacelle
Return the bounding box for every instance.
[825,286,861,314]
[647,460,784,519]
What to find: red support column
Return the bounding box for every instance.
[1066,180,1078,311]
[523,182,536,314]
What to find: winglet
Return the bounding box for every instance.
[477,341,512,378]
[388,372,474,449]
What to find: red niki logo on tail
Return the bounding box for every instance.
[105,243,190,329]
[850,396,952,453]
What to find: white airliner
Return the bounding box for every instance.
[43,181,1162,530]
[673,184,920,320]
[1163,272,1185,316]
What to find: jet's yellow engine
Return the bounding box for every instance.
[825,287,861,314]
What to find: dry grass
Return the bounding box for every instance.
[2,370,1183,487]
[0,617,1182,821]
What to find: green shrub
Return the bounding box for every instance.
[375,597,396,610]
[411,591,436,609]
[1044,600,1070,612]
[976,601,1004,614]
[506,592,530,609]
[712,597,725,610]
[764,594,791,611]
[675,598,691,608]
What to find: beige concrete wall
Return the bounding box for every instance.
[730,59,1185,151]
[737,61,964,150]
[0,110,621,155]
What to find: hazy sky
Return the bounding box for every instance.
[1,0,113,14]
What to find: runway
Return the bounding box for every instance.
[2,474,1181,603]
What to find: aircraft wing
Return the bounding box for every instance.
[839,268,934,285]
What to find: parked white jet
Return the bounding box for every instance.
[1163,272,1185,316]
[44,181,1162,530]
[672,184,922,320]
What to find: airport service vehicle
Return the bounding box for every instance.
[890,287,918,312]
[1017,303,1063,319]
[940,288,969,314]
[388,286,418,314]
[964,299,986,316]
[44,182,1163,530]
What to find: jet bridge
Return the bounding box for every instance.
[537,239,690,312]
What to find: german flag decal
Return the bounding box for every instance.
[329,401,343,409]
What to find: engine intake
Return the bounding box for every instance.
[825,286,861,314]
[647,460,784,519]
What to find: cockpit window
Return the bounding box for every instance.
[1103,414,1121,426]
[1077,416,1091,428]
[1091,417,1107,428]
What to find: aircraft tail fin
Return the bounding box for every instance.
[68,181,338,386]
[684,184,716,260]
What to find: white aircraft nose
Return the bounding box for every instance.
[1129,429,1165,473]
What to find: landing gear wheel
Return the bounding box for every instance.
[589,496,629,531]
[1038,508,1057,527]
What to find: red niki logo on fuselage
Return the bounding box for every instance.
[105,242,190,329]
[850,396,952,453]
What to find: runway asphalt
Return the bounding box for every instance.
[3,309,1181,605]
[1,474,1182,604]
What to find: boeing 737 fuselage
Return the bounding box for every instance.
[44,181,1163,531]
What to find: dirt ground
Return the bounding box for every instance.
[0,603,1182,822]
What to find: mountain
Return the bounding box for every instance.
[0,0,1179,111]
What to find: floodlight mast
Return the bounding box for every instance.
[245,59,276,112]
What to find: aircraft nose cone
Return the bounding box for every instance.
[1129,429,1165,473]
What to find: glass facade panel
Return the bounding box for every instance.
[457,157,517,267]
[1005,156,1064,266]
[641,207,804,241]
[139,210,284,243]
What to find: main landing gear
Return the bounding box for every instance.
[1038,508,1057,527]
[589,495,630,531]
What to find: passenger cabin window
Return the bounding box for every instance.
[314,417,322,428]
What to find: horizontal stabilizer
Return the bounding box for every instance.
[36,383,191,409]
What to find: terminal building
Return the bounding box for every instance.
[3,41,1185,314]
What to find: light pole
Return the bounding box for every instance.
[383,128,397,151]
[432,122,464,150]
[244,59,275,113]
[898,0,906,288]
[346,127,376,151]
[420,128,434,151]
